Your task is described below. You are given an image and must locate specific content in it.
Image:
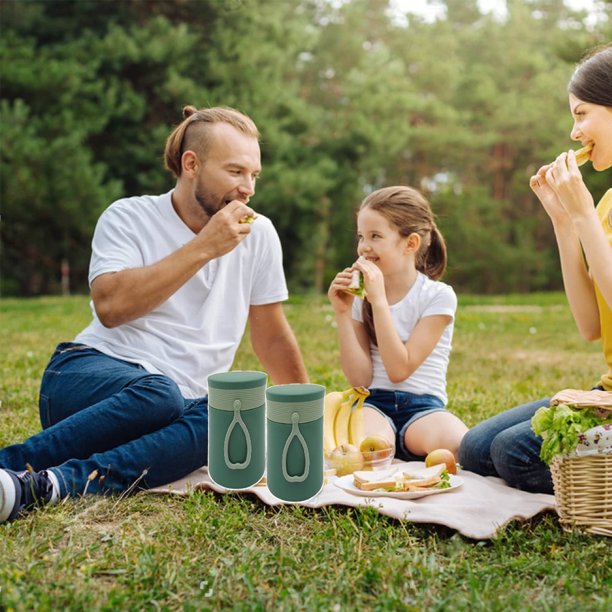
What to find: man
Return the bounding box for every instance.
[0,105,308,522]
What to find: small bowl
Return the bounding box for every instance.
[361,445,395,471]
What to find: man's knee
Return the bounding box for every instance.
[131,375,184,421]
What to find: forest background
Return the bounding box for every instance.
[1,0,611,297]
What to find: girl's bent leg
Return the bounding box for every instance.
[52,398,209,497]
[458,398,550,479]
[403,411,468,458]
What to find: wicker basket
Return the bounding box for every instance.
[550,454,612,536]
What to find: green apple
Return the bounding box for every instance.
[424,448,457,474]
[359,434,393,454]
[327,443,365,476]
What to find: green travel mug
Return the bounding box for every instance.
[208,371,267,490]
[266,383,325,502]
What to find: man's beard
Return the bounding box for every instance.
[194,185,224,218]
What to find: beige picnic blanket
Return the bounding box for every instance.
[149,462,556,540]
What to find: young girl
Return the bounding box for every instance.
[459,44,612,494]
[328,185,468,461]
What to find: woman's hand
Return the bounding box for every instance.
[353,257,387,307]
[544,151,595,220]
[328,268,355,315]
[529,163,570,226]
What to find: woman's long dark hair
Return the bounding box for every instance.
[568,44,612,107]
[359,186,447,347]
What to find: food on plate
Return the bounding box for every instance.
[424,448,457,475]
[574,143,593,166]
[353,463,450,492]
[327,443,365,476]
[345,270,367,298]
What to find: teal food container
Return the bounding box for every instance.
[266,383,325,502]
[208,371,267,490]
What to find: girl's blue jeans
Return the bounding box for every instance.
[458,398,553,494]
[0,343,209,497]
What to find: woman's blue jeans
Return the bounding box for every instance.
[0,343,209,497]
[458,398,553,494]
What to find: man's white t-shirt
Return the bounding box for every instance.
[76,191,288,399]
[352,272,456,405]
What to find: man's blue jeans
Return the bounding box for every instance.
[0,343,209,497]
[458,398,553,494]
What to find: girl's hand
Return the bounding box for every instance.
[353,257,387,307]
[545,151,594,220]
[529,163,570,225]
[328,268,355,315]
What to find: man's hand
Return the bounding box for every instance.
[195,200,256,259]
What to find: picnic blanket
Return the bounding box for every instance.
[149,462,556,540]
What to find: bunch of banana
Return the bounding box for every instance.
[323,386,370,457]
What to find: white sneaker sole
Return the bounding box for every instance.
[0,469,17,523]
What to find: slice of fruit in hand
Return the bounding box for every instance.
[239,213,258,224]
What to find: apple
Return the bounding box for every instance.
[359,435,393,454]
[327,443,365,476]
[424,448,457,475]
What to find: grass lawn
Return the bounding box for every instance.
[0,293,610,610]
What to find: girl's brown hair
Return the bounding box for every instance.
[164,105,260,178]
[359,186,447,347]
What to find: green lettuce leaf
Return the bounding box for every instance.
[531,403,612,465]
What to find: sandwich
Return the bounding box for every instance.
[574,143,593,167]
[353,463,450,492]
[239,213,258,224]
[345,270,367,299]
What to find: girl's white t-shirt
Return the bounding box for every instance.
[352,272,456,404]
[76,191,288,399]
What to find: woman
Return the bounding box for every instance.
[458,44,612,494]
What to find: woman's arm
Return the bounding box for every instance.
[548,151,612,309]
[531,162,601,340]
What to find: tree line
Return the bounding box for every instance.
[1,0,610,296]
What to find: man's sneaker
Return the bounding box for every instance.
[0,468,56,523]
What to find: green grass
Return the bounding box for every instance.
[1,293,610,611]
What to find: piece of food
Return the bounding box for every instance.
[353,463,449,492]
[359,435,392,454]
[327,443,365,476]
[574,143,593,166]
[531,403,612,464]
[323,391,346,457]
[239,213,258,224]
[347,387,370,446]
[345,270,367,298]
[424,448,457,475]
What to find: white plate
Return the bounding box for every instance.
[334,473,463,500]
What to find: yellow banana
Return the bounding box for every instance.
[348,387,370,447]
[333,395,354,448]
[323,391,344,457]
